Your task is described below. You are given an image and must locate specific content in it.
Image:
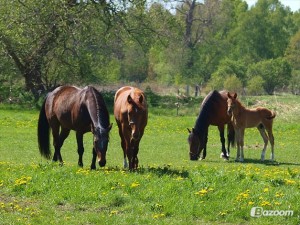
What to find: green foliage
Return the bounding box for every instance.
[247,76,265,96]
[0,0,300,97]
[223,75,243,94]
[285,30,300,70]
[247,58,292,94]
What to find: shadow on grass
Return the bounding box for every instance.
[103,165,190,178]
[226,158,300,166]
[138,165,190,178]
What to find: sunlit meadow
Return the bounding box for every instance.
[0,94,299,224]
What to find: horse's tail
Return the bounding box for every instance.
[227,123,235,148]
[37,99,51,159]
[266,111,276,120]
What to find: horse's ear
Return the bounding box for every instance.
[233,93,237,99]
[127,95,133,104]
[227,92,231,98]
[139,95,143,103]
[187,128,191,133]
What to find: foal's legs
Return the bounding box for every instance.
[76,132,84,167]
[257,125,269,161]
[266,127,275,161]
[235,129,244,162]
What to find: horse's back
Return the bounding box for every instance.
[114,86,147,124]
[200,90,230,126]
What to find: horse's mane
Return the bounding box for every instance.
[194,90,220,135]
[87,86,110,129]
[130,88,147,111]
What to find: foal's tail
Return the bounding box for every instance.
[37,99,51,159]
[266,111,276,120]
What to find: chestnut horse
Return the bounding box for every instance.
[227,92,276,162]
[38,85,112,169]
[187,90,235,160]
[114,86,148,170]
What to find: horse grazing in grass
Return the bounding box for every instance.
[114,86,148,170]
[227,92,276,162]
[187,90,235,161]
[38,85,112,169]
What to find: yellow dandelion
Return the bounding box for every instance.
[285,179,296,185]
[275,192,284,198]
[131,182,140,188]
[219,210,228,216]
[263,188,269,192]
[274,202,281,206]
[109,210,119,216]
[261,201,271,206]
[195,189,208,196]
[248,201,255,205]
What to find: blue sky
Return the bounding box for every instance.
[246,0,300,12]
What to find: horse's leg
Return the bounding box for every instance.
[218,125,228,160]
[76,132,85,168]
[240,129,245,162]
[200,132,208,160]
[55,128,70,164]
[235,129,241,162]
[51,121,64,164]
[257,124,268,161]
[91,148,97,170]
[227,123,235,157]
[266,125,275,161]
[130,139,139,170]
[119,125,130,168]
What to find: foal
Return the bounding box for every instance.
[227,92,276,162]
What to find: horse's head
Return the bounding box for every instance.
[187,128,205,160]
[227,92,237,116]
[127,93,147,141]
[93,125,112,167]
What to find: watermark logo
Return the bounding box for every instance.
[250,207,293,217]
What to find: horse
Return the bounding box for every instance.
[114,86,148,170]
[226,92,276,162]
[187,90,235,161]
[37,85,112,169]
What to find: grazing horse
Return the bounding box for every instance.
[114,86,148,170]
[37,85,112,169]
[227,92,276,162]
[187,90,235,161]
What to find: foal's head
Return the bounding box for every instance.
[227,92,238,116]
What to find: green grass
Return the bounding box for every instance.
[0,94,300,225]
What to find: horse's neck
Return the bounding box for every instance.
[233,102,246,117]
[194,116,209,135]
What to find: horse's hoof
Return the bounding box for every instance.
[220,153,229,160]
[200,157,205,160]
[90,164,96,170]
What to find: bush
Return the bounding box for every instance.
[247,76,265,95]
[223,75,243,94]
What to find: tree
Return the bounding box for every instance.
[247,76,265,95]
[247,58,292,94]
[230,0,293,62]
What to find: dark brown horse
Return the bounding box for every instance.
[187,90,235,160]
[114,86,148,170]
[38,85,112,169]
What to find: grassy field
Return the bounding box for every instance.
[0,94,299,225]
